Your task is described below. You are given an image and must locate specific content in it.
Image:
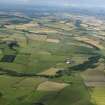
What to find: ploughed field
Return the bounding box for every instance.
[0,12,105,105]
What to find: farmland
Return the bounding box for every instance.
[0,10,105,105]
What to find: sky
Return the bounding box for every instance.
[0,0,105,8]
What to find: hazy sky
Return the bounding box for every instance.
[0,0,105,8]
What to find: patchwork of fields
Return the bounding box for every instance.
[0,12,105,105]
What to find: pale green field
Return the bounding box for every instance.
[91,87,105,105]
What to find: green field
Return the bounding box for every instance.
[0,12,105,105]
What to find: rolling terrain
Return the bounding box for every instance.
[0,10,105,105]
